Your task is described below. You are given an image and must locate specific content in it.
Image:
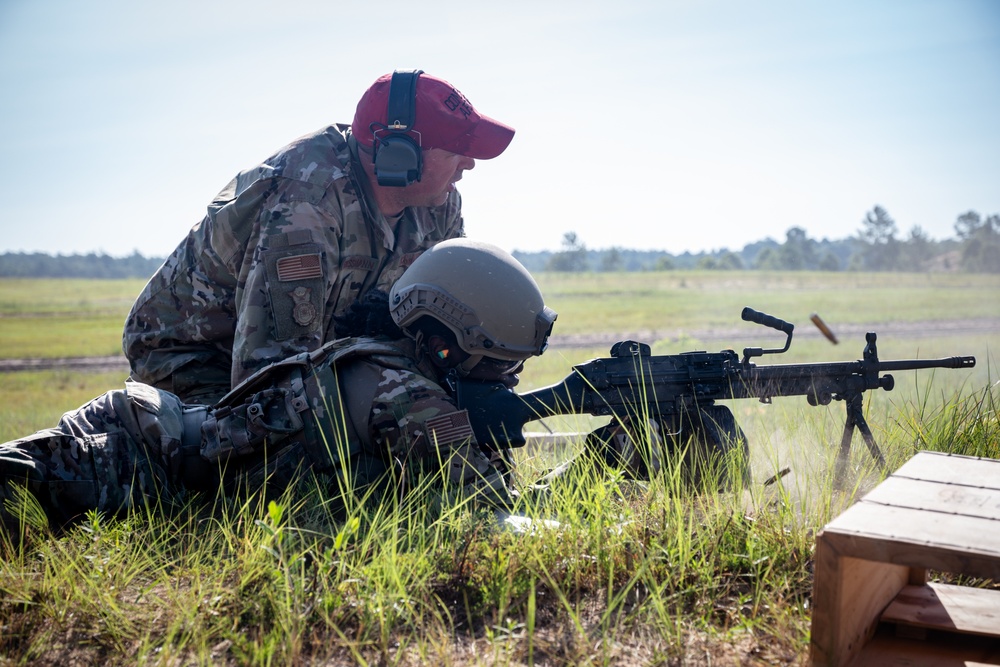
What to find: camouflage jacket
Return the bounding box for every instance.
[122,123,464,403]
[204,336,509,503]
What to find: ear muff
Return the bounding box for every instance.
[373,69,424,187]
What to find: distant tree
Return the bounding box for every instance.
[954,211,1000,273]
[716,251,744,270]
[779,227,818,270]
[954,210,982,240]
[600,246,624,272]
[860,205,899,244]
[899,225,934,270]
[546,232,589,272]
[739,238,779,268]
[817,251,840,271]
[856,205,901,271]
[751,227,818,270]
[653,255,675,271]
[0,251,165,278]
[753,246,779,270]
[697,252,743,270]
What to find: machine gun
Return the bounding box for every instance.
[454,308,976,486]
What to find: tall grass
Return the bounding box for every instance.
[2,377,997,664]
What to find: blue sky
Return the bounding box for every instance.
[1,0,998,257]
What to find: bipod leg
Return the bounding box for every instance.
[833,404,856,491]
[852,405,887,474]
[834,393,888,489]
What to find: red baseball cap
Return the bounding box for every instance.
[353,71,515,160]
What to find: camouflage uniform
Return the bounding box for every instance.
[122,124,463,404]
[0,382,195,529]
[0,338,510,532]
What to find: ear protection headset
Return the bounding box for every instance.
[373,69,424,187]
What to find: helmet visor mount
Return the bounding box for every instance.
[391,283,557,362]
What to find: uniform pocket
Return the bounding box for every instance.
[124,381,185,482]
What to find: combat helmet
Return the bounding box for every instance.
[389,239,557,364]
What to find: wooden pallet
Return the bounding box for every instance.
[810,452,1000,667]
[809,451,1000,666]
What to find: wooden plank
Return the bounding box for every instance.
[892,451,1000,490]
[810,540,909,667]
[849,627,1000,667]
[822,504,1000,579]
[881,583,1000,638]
[811,534,842,666]
[863,476,1000,522]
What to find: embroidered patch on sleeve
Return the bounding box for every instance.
[424,410,475,447]
[276,253,323,281]
[341,256,377,271]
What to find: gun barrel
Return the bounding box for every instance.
[879,356,976,371]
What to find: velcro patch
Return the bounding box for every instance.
[424,410,474,447]
[276,253,323,281]
[399,252,422,268]
[342,256,377,271]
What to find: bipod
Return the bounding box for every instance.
[833,392,888,490]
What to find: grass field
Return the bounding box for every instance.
[532,270,999,335]
[0,278,146,359]
[1,272,998,359]
[1,273,998,665]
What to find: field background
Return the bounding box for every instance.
[1,272,998,665]
[1,272,997,444]
[2,271,997,486]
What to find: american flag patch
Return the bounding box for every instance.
[424,410,474,447]
[276,253,323,282]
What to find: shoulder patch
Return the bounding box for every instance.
[289,286,319,326]
[264,245,325,340]
[342,256,377,271]
[276,253,323,281]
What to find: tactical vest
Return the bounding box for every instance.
[199,337,419,473]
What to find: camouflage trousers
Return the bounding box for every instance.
[0,382,209,529]
[0,381,357,532]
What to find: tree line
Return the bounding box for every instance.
[0,251,165,279]
[1,207,997,278]
[517,207,1000,274]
